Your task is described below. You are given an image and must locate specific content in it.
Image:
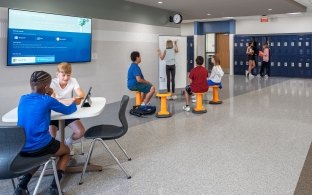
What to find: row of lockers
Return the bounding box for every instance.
[234,34,312,78]
[234,34,312,57]
[234,56,312,77]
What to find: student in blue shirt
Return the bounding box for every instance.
[15,71,80,195]
[127,51,155,109]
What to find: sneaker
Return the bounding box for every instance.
[191,95,196,99]
[182,105,190,112]
[257,74,261,78]
[192,99,196,103]
[245,70,248,77]
[249,74,254,79]
[166,96,172,100]
[171,95,177,100]
[48,186,59,195]
[14,186,29,195]
[264,75,269,79]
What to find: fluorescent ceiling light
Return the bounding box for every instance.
[158,1,163,4]
[287,12,302,15]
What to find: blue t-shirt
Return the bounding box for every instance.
[127,63,144,89]
[17,93,77,152]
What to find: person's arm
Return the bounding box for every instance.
[209,67,216,79]
[49,97,77,115]
[136,76,149,84]
[157,49,166,60]
[174,40,178,53]
[74,87,85,98]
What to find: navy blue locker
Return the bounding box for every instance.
[297,59,305,77]
[289,59,296,77]
[304,58,311,78]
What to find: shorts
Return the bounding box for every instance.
[20,138,60,157]
[130,83,152,94]
[50,118,79,128]
[207,80,222,89]
[185,85,193,95]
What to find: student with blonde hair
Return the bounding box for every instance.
[157,39,179,100]
[49,62,85,155]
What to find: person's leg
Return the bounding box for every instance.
[49,142,70,193]
[171,65,176,94]
[143,85,155,104]
[49,125,58,138]
[166,65,171,93]
[49,120,59,138]
[67,120,85,141]
[260,61,265,77]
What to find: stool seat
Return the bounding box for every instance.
[156,93,172,118]
[192,93,207,114]
[209,85,222,104]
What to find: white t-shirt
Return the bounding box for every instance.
[208,65,224,83]
[50,77,80,99]
[165,48,175,65]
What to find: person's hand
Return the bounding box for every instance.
[45,87,54,96]
[74,97,83,105]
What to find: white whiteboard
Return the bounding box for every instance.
[158,36,187,91]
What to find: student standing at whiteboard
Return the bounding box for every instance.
[157,40,179,100]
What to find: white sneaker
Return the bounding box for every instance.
[166,96,172,100]
[191,95,196,99]
[171,95,177,100]
[245,70,248,77]
[264,75,269,79]
[192,99,196,103]
[182,105,191,112]
[249,74,254,79]
[257,74,261,78]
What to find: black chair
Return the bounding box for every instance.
[0,126,62,195]
[79,95,131,185]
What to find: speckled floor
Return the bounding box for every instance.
[1,75,312,195]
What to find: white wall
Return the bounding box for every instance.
[236,14,312,34]
[180,22,194,36]
[0,7,179,125]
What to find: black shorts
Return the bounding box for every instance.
[185,85,193,95]
[20,138,60,157]
[50,118,79,129]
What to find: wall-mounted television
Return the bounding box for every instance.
[7,9,92,66]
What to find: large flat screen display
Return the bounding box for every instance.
[7,9,92,66]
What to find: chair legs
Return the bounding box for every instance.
[114,139,131,161]
[79,138,131,185]
[33,157,62,195]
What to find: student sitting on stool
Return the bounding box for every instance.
[127,51,155,110]
[183,56,208,112]
[207,55,224,89]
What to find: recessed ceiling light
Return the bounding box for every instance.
[268,8,273,11]
[158,1,163,4]
[287,12,302,15]
[207,13,211,16]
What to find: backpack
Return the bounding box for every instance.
[129,105,156,117]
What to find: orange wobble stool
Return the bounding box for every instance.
[192,93,207,114]
[156,92,172,118]
[209,85,222,104]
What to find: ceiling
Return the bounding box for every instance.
[125,0,311,21]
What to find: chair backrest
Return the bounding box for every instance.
[0,126,25,179]
[119,95,129,134]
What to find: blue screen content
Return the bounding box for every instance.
[8,9,92,66]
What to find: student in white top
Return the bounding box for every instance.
[207,55,224,89]
[157,40,179,100]
[49,62,85,154]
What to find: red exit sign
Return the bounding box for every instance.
[260,15,269,22]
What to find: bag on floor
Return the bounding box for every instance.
[129,105,156,117]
